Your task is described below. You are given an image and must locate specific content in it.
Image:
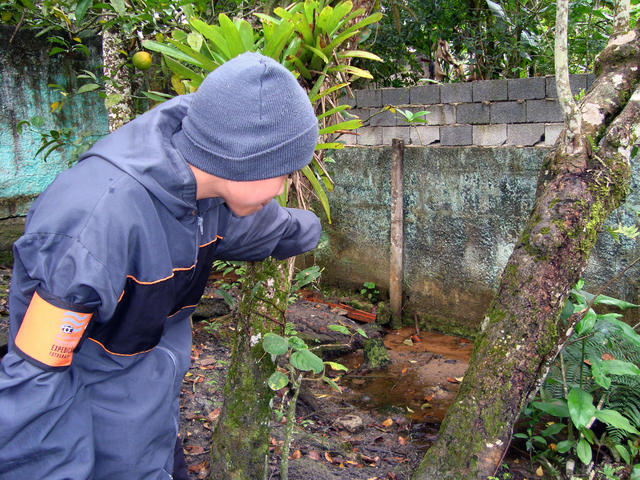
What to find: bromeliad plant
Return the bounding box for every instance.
[143,0,382,221]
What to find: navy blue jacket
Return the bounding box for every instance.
[0,95,321,479]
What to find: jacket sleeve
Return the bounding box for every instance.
[215,200,322,261]
[0,232,116,479]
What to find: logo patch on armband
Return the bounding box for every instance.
[15,291,92,367]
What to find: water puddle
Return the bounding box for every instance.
[337,327,474,423]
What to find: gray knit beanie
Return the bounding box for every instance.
[173,52,318,181]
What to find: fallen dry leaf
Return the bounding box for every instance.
[401,366,408,375]
[424,393,434,402]
[289,449,302,460]
[308,450,322,461]
[446,376,460,383]
[325,451,334,463]
[187,460,207,474]
[381,418,394,428]
[184,444,205,455]
[398,435,407,445]
[601,353,615,361]
[536,465,544,477]
[207,408,220,421]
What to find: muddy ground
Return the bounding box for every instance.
[0,268,539,479]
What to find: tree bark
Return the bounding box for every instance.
[102,28,134,131]
[209,259,290,480]
[413,23,640,480]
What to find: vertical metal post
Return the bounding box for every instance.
[390,138,404,323]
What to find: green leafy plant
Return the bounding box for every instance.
[517,280,640,475]
[143,0,382,223]
[360,281,379,302]
[262,329,345,480]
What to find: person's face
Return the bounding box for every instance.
[220,175,287,216]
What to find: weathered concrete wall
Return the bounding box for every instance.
[0,26,108,219]
[316,146,640,335]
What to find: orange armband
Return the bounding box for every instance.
[15,290,93,368]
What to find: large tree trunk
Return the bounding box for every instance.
[413,25,640,480]
[102,28,134,131]
[209,259,290,479]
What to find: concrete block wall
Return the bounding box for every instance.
[340,74,594,148]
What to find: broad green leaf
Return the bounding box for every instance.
[541,422,565,436]
[615,444,631,464]
[589,359,612,389]
[309,83,350,103]
[213,288,236,308]
[302,44,329,64]
[322,375,342,392]
[599,359,640,376]
[236,19,255,51]
[318,119,362,135]
[486,0,507,19]
[317,104,351,120]
[143,40,206,69]
[315,142,345,150]
[329,64,373,80]
[592,294,638,310]
[316,5,334,32]
[338,50,383,62]
[631,465,640,480]
[290,349,324,374]
[262,21,294,61]
[77,83,100,94]
[356,328,368,338]
[166,38,218,71]
[325,361,348,372]
[142,91,173,102]
[556,439,574,453]
[595,409,640,434]
[574,308,596,335]
[302,164,331,224]
[268,371,289,390]
[75,0,92,22]
[190,18,231,60]
[532,399,569,418]
[218,13,246,58]
[608,318,640,348]
[110,0,125,15]
[568,388,595,429]
[288,336,308,351]
[163,56,205,87]
[576,437,592,464]
[328,324,350,335]
[187,32,203,52]
[262,333,289,356]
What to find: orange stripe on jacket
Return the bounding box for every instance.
[14,291,92,367]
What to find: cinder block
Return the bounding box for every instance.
[586,74,595,90]
[382,88,410,106]
[508,77,545,100]
[472,79,507,101]
[473,124,507,146]
[338,94,356,107]
[409,84,441,105]
[340,130,359,146]
[382,126,412,145]
[356,89,382,107]
[544,123,564,146]
[413,105,455,125]
[507,123,545,146]
[440,125,472,146]
[441,83,473,103]
[456,103,490,124]
[410,126,440,145]
[527,99,564,123]
[545,74,588,98]
[357,127,383,145]
[491,101,526,124]
[369,108,396,127]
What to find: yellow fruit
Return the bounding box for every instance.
[132,51,152,70]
